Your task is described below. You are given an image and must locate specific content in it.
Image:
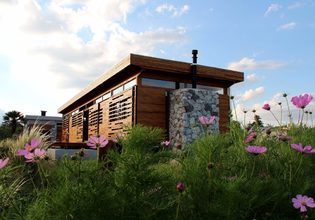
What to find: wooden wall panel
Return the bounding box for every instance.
[137,86,167,130]
[69,111,83,142]
[219,94,230,133]
[99,99,109,138]
[88,103,102,137]
[107,88,134,138]
[61,114,69,142]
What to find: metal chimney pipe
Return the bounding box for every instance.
[41,110,46,116]
[191,49,198,88]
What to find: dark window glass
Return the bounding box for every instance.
[142,78,175,89]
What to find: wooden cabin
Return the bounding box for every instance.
[58,53,244,143]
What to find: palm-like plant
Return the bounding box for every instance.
[2,110,24,135]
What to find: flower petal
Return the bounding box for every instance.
[16,149,28,156]
[300,205,307,212]
[31,139,41,148]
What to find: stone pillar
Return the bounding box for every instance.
[168,88,219,148]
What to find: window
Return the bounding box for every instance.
[96,97,103,104]
[112,85,124,95]
[197,85,224,94]
[142,78,176,89]
[124,79,136,90]
[71,110,79,116]
[179,83,192,88]
[103,92,111,100]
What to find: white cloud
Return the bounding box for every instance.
[264,4,282,16]
[241,87,265,101]
[231,92,315,126]
[246,73,258,82]
[0,0,187,115]
[155,3,189,17]
[227,57,286,71]
[288,2,304,9]
[277,22,297,31]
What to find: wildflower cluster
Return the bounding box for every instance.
[16,139,48,163]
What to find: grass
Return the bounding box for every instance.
[1,124,315,219]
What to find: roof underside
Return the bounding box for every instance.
[58,53,244,113]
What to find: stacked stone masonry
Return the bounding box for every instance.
[168,88,219,148]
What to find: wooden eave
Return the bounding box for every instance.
[58,53,244,114]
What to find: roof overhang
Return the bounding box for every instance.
[58,53,244,114]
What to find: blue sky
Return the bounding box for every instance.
[0,0,314,125]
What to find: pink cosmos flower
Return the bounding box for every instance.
[16,139,41,156]
[87,135,109,149]
[262,104,271,111]
[176,182,185,192]
[245,146,267,155]
[245,132,257,144]
[291,94,313,109]
[277,134,292,142]
[290,143,315,154]
[24,149,47,163]
[161,140,170,147]
[199,116,216,125]
[0,158,9,169]
[292,194,315,213]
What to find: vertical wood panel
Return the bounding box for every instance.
[137,86,167,130]
[61,114,69,142]
[219,94,230,133]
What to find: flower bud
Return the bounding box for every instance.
[207,162,214,170]
[176,182,185,192]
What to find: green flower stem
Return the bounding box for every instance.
[297,110,301,125]
[289,163,292,190]
[300,109,305,127]
[293,155,303,178]
[232,99,238,121]
[243,113,247,128]
[250,157,256,178]
[38,163,45,187]
[175,193,181,220]
[269,110,281,127]
[285,96,293,124]
[78,157,82,179]
[280,105,283,126]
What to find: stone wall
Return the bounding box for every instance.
[168,88,219,148]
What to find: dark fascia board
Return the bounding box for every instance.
[58,53,244,113]
[25,115,62,121]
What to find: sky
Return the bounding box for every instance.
[0,0,315,126]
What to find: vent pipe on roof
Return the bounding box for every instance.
[41,110,46,116]
[191,49,198,88]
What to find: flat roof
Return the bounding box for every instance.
[58,53,244,113]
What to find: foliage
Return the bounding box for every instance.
[1,125,315,219]
[2,110,25,137]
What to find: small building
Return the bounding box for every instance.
[58,52,244,144]
[25,111,62,142]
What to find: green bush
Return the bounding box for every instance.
[1,125,315,219]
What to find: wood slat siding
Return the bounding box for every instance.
[137,86,167,130]
[107,88,135,138]
[69,111,83,142]
[219,94,230,133]
[88,103,103,137]
[99,99,109,138]
[61,114,70,142]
